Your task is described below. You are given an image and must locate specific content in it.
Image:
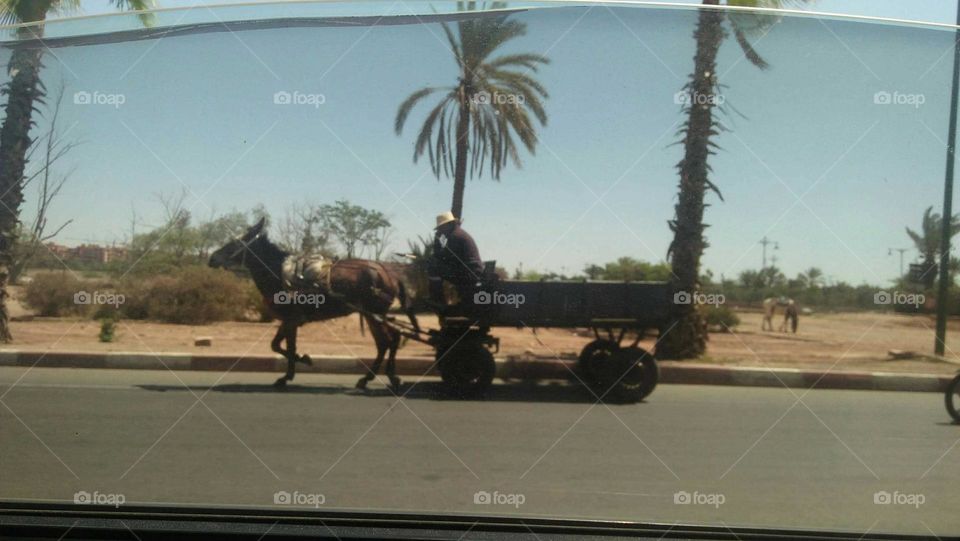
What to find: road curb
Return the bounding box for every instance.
[655,363,953,393]
[0,350,953,392]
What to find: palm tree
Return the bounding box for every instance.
[906,206,960,265]
[394,1,548,219]
[904,206,960,288]
[0,0,154,341]
[800,266,823,288]
[658,0,806,359]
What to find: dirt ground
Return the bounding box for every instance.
[5,308,960,375]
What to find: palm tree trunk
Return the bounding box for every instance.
[0,23,47,342]
[657,1,724,360]
[451,93,470,219]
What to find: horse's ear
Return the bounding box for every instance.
[245,217,266,239]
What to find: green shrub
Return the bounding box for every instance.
[116,278,150,320]
[119,266,252,324]
[704,305,740,332]
[247,282,274,322]
[23,271,95,317]
[99,318,117,342]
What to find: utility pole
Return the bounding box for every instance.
[759,236,779,269]
[935,0,960,357]
[888,247,908,278]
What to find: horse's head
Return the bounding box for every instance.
[209,217,267,269]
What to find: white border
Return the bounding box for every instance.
[0,0,957,33]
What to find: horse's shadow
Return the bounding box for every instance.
[137,380,622,404]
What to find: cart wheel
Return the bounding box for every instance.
[945,374,960,423]
[597,347,658,404]
[438,341,496,398]
[578,339,618,386]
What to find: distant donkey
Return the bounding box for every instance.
[209,218,419,390]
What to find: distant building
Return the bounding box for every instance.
[44,242,71,259]
[43,242,127,264]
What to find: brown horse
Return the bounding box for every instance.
[209,218,419,390]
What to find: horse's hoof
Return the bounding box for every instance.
[300,354,313,366]
[274,378,288,388]
[390,378,402,393]
[355,377,368,390]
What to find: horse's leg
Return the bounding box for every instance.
[286,323,302,381]
[356,315,387,390]
[273,321,299,387]
[385,322,402,392]
[271,322,292,387]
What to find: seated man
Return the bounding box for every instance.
[428,211,484,310]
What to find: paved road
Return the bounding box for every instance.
[1,367,958,536]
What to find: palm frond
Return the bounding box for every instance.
[395,3,549,194]
[488,68,548,98]
[413,97,448,168]
[474,18,525,62]
[485,53,549,72]
[0,0,56,24]
[110,0,156,26]
[731,25,768,70]
[439,20,463,67]
[395,86,444,134]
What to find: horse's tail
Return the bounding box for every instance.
[397,279,420,333]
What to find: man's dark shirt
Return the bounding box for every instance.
[432,225,483,284]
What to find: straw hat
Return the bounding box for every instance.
[435,211,457,229]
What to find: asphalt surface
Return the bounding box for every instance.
[1,367,958,536]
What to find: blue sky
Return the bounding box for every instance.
[4,1,960,285]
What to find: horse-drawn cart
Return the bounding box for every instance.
[384,269,674,402]
[210,221,672,400]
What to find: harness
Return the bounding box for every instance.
[228,232,335,294]
[228,230,264,268]
[281,254,333,292]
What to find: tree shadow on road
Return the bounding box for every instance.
[136,380,643,404]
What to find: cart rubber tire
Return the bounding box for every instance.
[597,347,658,404]
[439,341,495,398]
[578,339,618,386]
[946,374,960,423]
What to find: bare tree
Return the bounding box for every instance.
[276,202,330,255]
[276,201,392,259]
[368,224,393,261]
[10,82,80,283]
[155,188,196,264]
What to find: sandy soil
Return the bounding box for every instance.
[4,309,960,375]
